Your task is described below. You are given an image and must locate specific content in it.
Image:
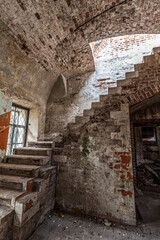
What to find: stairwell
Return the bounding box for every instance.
[50,47,160,225]
[0,140,56,240]
[52,47,160,149]
[1,46,160,238]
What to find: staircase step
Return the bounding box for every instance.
[28,141,52,148]
[13,147,52,156]
[125,70,138,79]
[0,174,34,191]
[143,55,156,63]
[153,47,160,54]
[100,95,109,102]
[134,62,145,71]
[14,192,40,227]
[5,155,50,166]
[117,78,133,87]
[0,188,25,208]
[75,115,90,124]
[0,163,40,177]
[91,102,105,108]
[108,86,122,95]
[83,109,94,116]
[0,205,14,224]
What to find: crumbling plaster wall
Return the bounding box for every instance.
[46,34,160,135]
[54,46,160,226]
[0,20,58,139]
[55,103,136,225]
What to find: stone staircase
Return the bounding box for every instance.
[49,47,160,225]
[53,47,160,142]
[52,46,160,151]
[1,46,160,237]
[0,141,56,240]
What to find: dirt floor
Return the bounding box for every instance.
[29,212,160,240]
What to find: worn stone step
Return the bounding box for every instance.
[99,95,109,102]
[117,78,133,87]
[0,163,40,177]
[5,155,50,166]
[0,174,34,192]
[0,204,14,225]
[28,141,53,148]
[75,115,90,124]
[108,86,122,95]
[13,147,52,156]
[0,188,25,208]
[91,102,105,108]
[153,47,160,54]
[143,54,156,63]
[83,109,94,117]
[125,70,138,79]
[134,62,145,71]
[14,192,40,227]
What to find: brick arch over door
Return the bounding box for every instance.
[123,82,160,106]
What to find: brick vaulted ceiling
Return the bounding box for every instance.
[0,0,160,77]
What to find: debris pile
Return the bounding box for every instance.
[137,160,160,191]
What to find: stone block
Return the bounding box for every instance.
[14,192,40,227]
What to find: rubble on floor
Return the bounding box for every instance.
[136,191,160,223]
[29,212,160,240]
[137,160,160,192]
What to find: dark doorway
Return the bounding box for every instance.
[134,123,160,192]
[6,105,29,155]
[131,100,160,223]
